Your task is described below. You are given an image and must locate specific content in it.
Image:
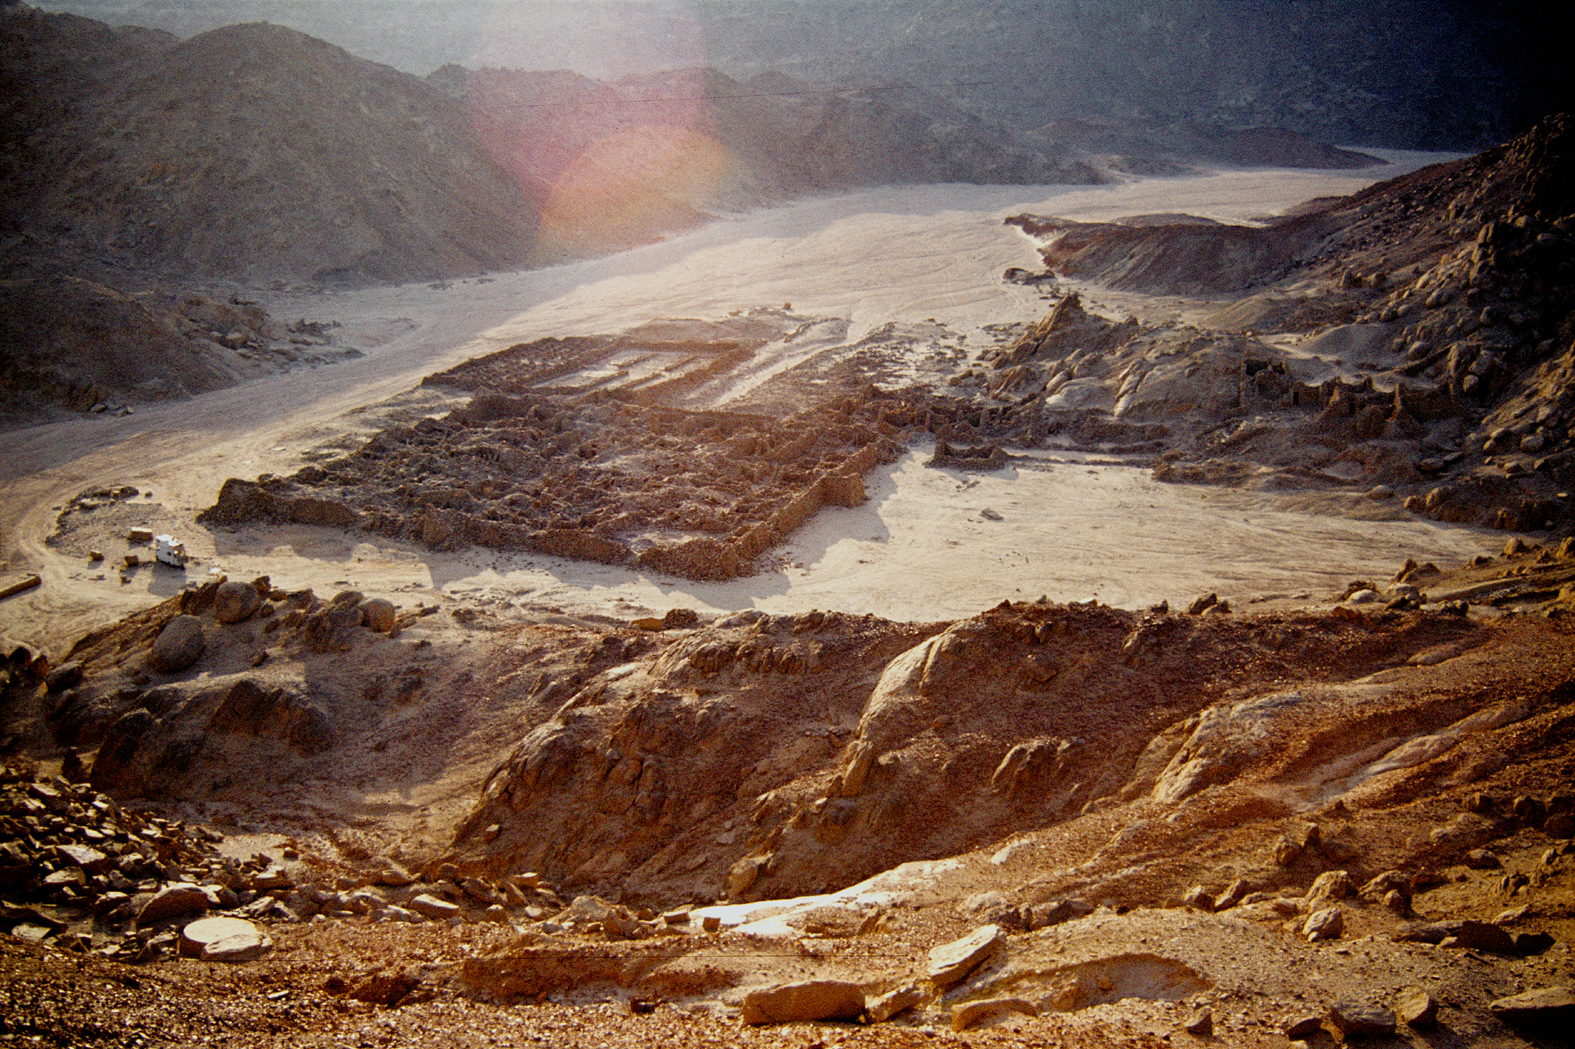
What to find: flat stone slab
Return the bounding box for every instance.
[181,916,272,962]
[408,893,460,920]
[927,924,1003,988]
[1489,986,1574,1027]
[740,980,866,1025]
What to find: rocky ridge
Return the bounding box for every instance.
[37,0,1565,152]
[990,114,1575,536]
[430,64,1100,260]
[1030,118,1385,174]
[2,5,1100,288]
[1,9,536,286]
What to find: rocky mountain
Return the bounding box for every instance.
[0,3,1092,417]
[1,4,1106,287]
[429,64,1098,258]
[1033,117,1384,173]
[1,8,538,286]
[819,0,1566,151]
[34,0,1571,150]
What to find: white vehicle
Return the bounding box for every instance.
[153,534,188,568]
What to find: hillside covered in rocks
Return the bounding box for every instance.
[1,533,1572,1045]
[0,277,353,422]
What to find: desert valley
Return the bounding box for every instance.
[1,2,1572,1046]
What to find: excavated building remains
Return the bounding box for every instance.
[198,337,910,581]
[195,304,1110,582]
[192,118,1575,588]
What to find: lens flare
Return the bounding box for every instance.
[538,124,736,258]
[450,1,737,260]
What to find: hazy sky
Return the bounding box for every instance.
[33,0,744,77]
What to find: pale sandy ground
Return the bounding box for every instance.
[0,152,1496,650]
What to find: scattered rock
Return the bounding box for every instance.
[1307,869,1354,903]
[1514,931,1555,955]
[1328,1001,1397,1038]
[407,894,459,921]
[1283,1015,1324,1038]
[137,883,216,926]
[1302,906,1344,942]
[1488,986,1575,1028]
[1183,1007,1214,1036]
[1394,987,1438,1027]
[349,968,424,1008]
[44,661,84,693]
[1439,919,1517,954]
[866,983,924,1023]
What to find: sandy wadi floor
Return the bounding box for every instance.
[0,151,1493,649]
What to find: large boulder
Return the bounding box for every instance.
[148,616,205,673]
[136,882,217,926]
[210,679,336,755]
[213,580,262,624]
[1328,1001,1396,1039]
[1302,906,1344,942]
[359,597,397,633]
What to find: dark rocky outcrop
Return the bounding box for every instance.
[992,115,1575,535]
